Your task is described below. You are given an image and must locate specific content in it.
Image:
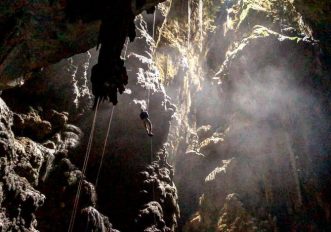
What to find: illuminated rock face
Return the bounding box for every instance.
[0,0,330,232]
[162,0,330,231]
[1,2,178,231]
[152,0,330,231]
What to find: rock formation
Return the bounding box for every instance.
[0,0,330,232]
[154,0,330,231]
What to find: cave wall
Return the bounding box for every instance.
[293,0,331,65]
[154,0,331,231]
[1,1,179,232]
[0,96,119,231]
[0,0,330,231]
[0,0,166,89]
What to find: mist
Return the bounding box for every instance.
[159,1,331,231]
[1,0,330,231]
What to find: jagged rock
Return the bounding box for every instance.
[13,137,47,186]
[136,201,167,232]
[134,161,179,232]
[196,125,213,142]
[2,8,177,231]
[157,1,330,231]
[0,0,166,90]
[1,1,330,232]
[0,0,100,89]
[0,149,46,232]
[0,97,99,231]
[37,155,118,232]
[12,111,52,141]
[78,206,119,232]
[44,109,69,130]
[0,98,47,231]
[217,193,276,232]
[1,168,46,231]
[293,0,331,60]
[43,140,56,150]
[198,134,225,158]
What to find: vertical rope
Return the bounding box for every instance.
[68,99,100,232]
[95,106,115,189]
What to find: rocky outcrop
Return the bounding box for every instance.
[0,97,118,231]
[0,0,100,89]
[1,0,330,231]
[0,0,165,90]
[77,15,178,231]
[2,6,179,231]
[2,51,94,116]
[293,0,331,63]
[135,160,179,232]
[0,97,47,231]
[37,158,119,232]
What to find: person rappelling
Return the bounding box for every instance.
[140,108,153,136]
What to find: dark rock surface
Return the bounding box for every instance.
[134,160,179,232]
[0,97,117,231]
[0,0,165,89]
[293,0,331,64]
[0,0,99,89]
[1,4,179,231]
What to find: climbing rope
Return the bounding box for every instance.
[68,98,100,232]
[95,106,115,189]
